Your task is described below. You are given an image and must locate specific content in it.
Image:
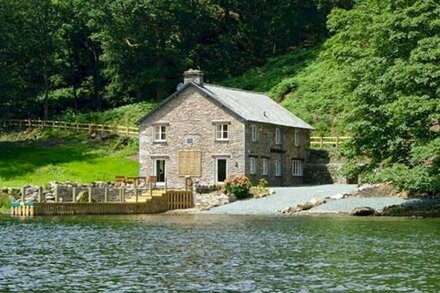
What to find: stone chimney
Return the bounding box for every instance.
[183,69,204,86]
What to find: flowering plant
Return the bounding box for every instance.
[224,174,251,199]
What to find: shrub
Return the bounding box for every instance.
[224,174,251,199]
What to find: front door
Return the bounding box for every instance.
[154,159,166,184]
[215,159,227,184]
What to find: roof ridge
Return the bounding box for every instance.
[203,83,268,96]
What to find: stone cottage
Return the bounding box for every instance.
[137,69,313,188]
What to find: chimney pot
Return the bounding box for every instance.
[183,68,204,86]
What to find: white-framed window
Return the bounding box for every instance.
[215,124,229,141]
[295,129,301,147]
[250,157,257,174]
[251,125,258,142]
[292,160,303,176]
[262,159,268,175]
[275,160,281,177]
[154,125,167,142]
[275,128,281,145]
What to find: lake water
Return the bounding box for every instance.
[1,214,440,292]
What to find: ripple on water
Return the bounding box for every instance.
[1,214,440,292]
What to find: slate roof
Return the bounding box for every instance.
[137,82,314,130]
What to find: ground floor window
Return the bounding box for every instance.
[250,157,256,174]
[275,160,281,177]
[262,159,268,175]
[292,160,303,176]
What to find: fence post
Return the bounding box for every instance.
[72,187,77,203]
[52,120,55,129]
[38,186,43,203]
[320,136,323,149]
[89,123,92,133]
[135,188,138,203]
[336,136,340,149]
[76,123,79,132]
[28,119,31,127]
[126,126,129,136]
[149,181,153,198]
[54,186,59,203]
[21,187,25,202]
[88,187,92,203]
[104,187,108,203]
[120,188,125,203]
[165,177,168,193]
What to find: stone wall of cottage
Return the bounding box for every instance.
[139,87,245,189]
[244,122,310,186]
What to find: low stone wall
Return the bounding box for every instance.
[304,163,356,185]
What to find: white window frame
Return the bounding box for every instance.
[292,160,303,176]
[154,125,167,142]
[275,128,281,145]
[294,129,301,147]
[275,160,281,177]
[250,157,257,174]
[251,125,258,142]
[262,159,268,175]
[215,124,229,141]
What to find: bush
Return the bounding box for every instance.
[224,174,251,199]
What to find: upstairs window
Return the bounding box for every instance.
[275,128,281,145]
[250,157,257,174]
[262,159,268,175]
[154,125,167,142]
[292,160,303,176]
[251,125,258,142]
[275,160,281,177]
[295,129,301,147]
[215,124,229,141]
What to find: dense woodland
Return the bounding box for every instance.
[0,0,352,118]
[0,0,439,193]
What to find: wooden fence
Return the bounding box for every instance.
[2,119,351,148]
[3,119,139,137]
[310,136,351,149]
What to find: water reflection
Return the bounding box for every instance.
[1,215,440,292]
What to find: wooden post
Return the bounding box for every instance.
[120,188,125,203]
[28,119,31,127]
[126,126,129,136]
[64,122,67,130]
[89,123,92,133]
[149,181,153,198]
[52,120,55,129]
[76,123,79,132]
[104,187,108,203]
[135,188,138,203]
[336,136,340,149]
[19,120,22,129]
[21,187,25,202]
[88,187,92,203]
[38,186,43,203]
[72,187,77,203]
[164,177,167,192]
[54,186,59,203]
[320,136,323,149]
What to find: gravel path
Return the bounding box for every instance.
[309,197,406,213]
[204,184,358,214]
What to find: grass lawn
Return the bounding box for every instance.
[0,129,139,188]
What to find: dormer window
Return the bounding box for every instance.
[215,124,229,141]
[154,125,167,142]
[295,129,301,147]
[275,128,281,145]
[251,125,258,142]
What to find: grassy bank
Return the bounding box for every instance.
[0,129,138,188]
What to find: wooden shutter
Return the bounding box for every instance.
[178,151,202,177]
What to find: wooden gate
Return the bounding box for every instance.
[167,190,194,210]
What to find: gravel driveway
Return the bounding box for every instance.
[204,184,358,214]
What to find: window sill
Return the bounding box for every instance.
[215,139,229,142]
[292,174,303,177]
[153,140,167,144]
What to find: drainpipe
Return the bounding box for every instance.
[280,129,284,187]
